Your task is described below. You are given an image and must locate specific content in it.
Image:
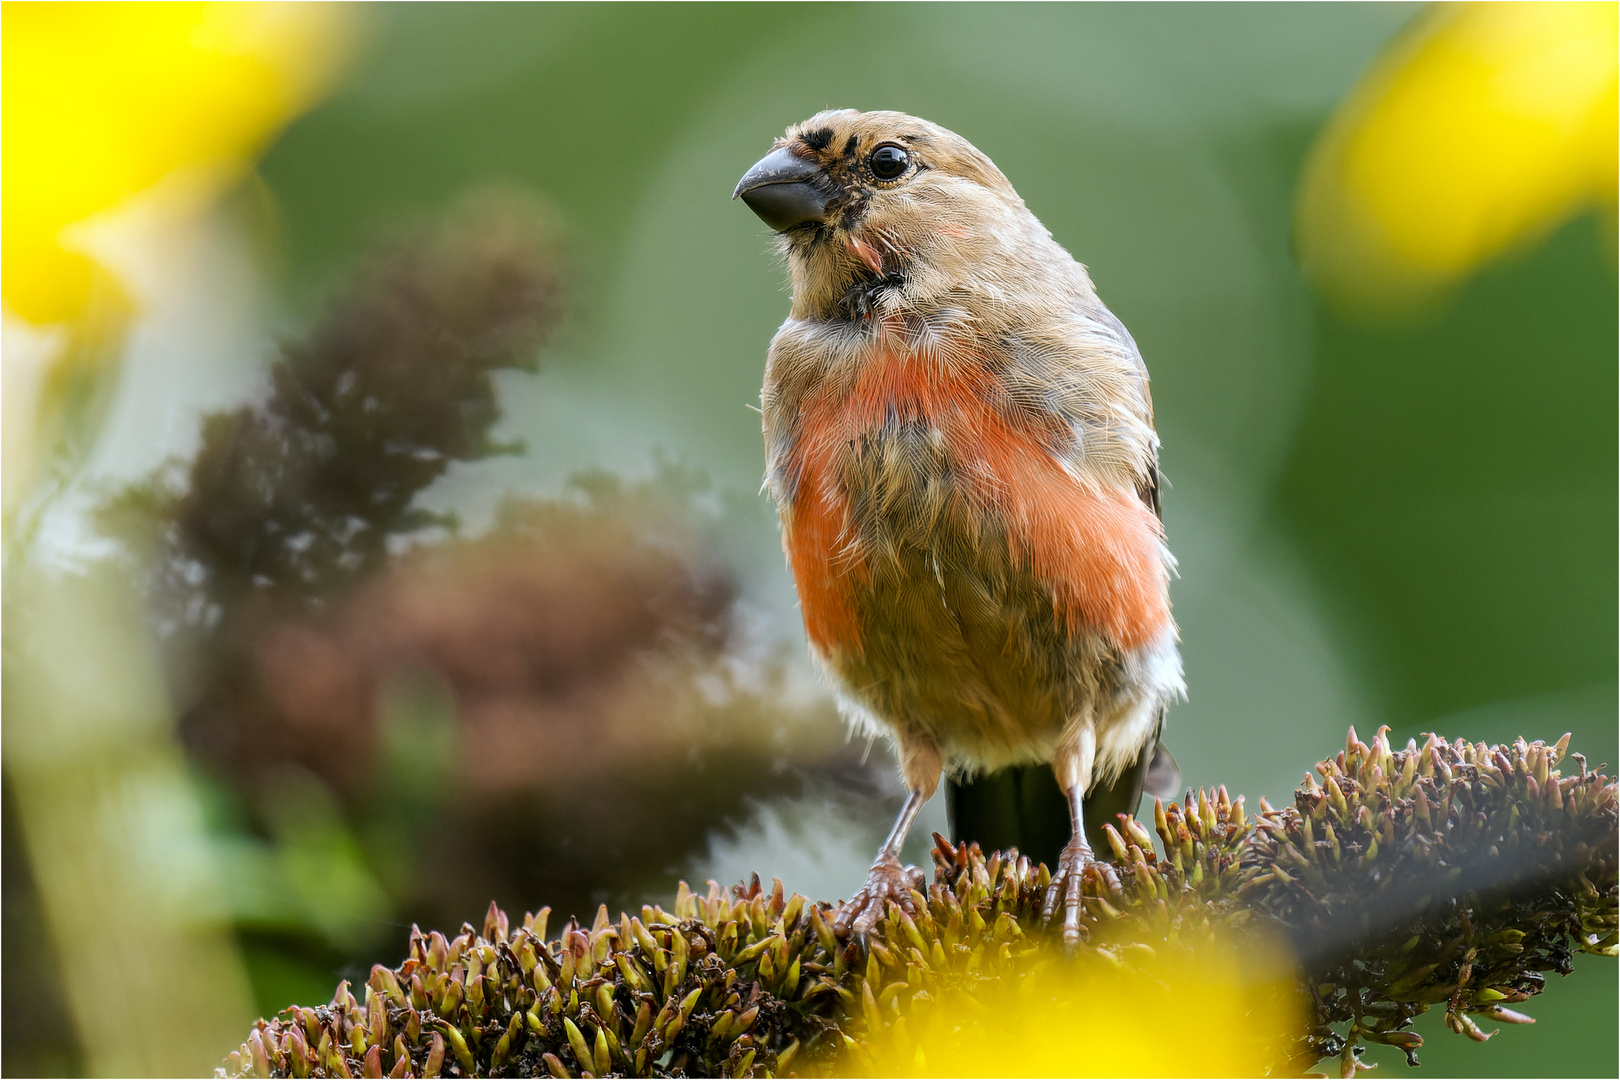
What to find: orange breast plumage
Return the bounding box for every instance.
[776,345,1170,661]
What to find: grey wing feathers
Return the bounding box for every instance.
[1093,305,1163,521]
[1099,306,1176,802]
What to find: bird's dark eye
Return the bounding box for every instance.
[869,144,909,181]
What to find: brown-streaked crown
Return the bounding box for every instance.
[771,109,1017,234]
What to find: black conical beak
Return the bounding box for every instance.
[733,146,829,232]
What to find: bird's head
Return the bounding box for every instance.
[734,109,1050,321]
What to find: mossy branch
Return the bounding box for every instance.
[220,732,1617,1078]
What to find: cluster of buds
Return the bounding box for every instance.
[220,732,1614,1078]
[221,880,855,1079]
[1243,729,1617,1075]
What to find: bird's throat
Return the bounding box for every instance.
[837,270,907,322]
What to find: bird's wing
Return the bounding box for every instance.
[1091,309,1178,815]
[1091,305,1163,521]
[1008,300,1162,521]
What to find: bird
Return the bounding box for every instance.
[733,109,1183,944]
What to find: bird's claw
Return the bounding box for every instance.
[1041,841,1119,949]
[833,857,926,941]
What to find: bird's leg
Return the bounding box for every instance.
[1042,782,1098,947]
[833,787,929,939]
[835,736,939,939]
[1042,725,1121,947]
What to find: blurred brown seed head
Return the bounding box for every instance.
[99,195,858,936]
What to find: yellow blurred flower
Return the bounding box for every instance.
[1296,2,1618,316]
[2,7,356,1074]
[2,1,354,531]
[858,932,1309,1078]
[2,1,349,324]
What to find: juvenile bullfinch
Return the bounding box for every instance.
[735,110,1182,943]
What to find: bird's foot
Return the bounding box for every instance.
[1041,840,1121,948]
[833,856,927,941]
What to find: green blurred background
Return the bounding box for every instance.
[4,3,1615,1076]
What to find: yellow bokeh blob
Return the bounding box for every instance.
[2,2,353,533]
[1296,2,1618,315]
[858,935,1309,1079]
[2,1,351,326]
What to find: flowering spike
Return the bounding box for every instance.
[217,732,1615,1080]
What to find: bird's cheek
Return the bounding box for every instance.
[846,234,885,275]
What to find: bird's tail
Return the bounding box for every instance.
[945,720,1176,868]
